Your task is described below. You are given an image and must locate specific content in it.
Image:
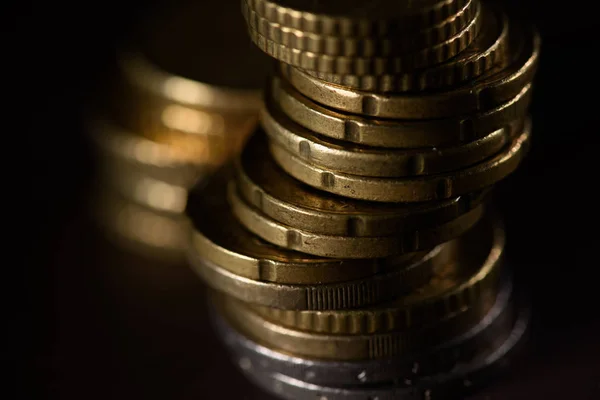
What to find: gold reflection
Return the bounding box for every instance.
[161,104,226,136]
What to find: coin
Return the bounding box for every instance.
[262,91,522,177]
[274,76,532,149]
[91,187,191,260]
[189,219,447,309]
[122,0,269,111]
[243,0,478,56]
[108,69,260,142]
[269,119,531,202]
[212,276,525,386]
[86,116,208,187]
[229,179,483,258]
[233,298,528,398]
[246,5,481,75]
[300,5,511,93]
[246,0,469,37]
[236,133,488,237]
[283,21,537,120]
[215,254,512,360]
[251,214,504,334]
[187,169,427,285]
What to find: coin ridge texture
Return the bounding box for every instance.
[250,214,504,334]
[246,0,470,37]
[236,133,487,237]
[299,4,511,92]
[246,4,482,75]
[242,0,478,57]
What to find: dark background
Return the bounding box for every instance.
[9,0,599,398]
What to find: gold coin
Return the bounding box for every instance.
[262,90,523,177]
[251,214,504,334]
[97,161,189,214]
[236,132,488,237]
[246,4,481,75]
[229,179,484,258]
[269,118,531,203]
[187,169,426,285]
[86,116,209,187]
[121,0,269,111]
[274,76,532,149]
[246,0,469,37]
[243,0,478,56]
[108,66,259,143]
[284,22,537,120]
[91,187,191,261]
[216,216,509,360]
[189,230,447,310]
[300,5,511,93]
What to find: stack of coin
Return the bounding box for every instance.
[187,0,539,398]
[86,0,270,261]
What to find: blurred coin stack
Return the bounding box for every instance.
[86,0,269,261]
[187,0,539,398]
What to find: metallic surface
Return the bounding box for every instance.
[301,5,512,92]
[243,0,477,57]
[212,276,519,386]
[230,178,484,258]
[246,0,469,37]
[236,133,488,237]
[250,215,504,334]
[280,11,519,119]
[216,268,515,360]
[187,170,429,285]
[189,247,441,310]
[233,301,529,399]
[246,5,482,75]
[269,119,531,202]
[273,77,533,149]
[262,94,522,177]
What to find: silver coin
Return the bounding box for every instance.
[234,303,530,399]
[211,275,519,386]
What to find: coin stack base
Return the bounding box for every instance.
[186,0,539,398]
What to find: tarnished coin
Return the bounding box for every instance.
[262,91,522,177]
[246,0,470,37]
[269,119,531,202]
[187,169,426,285]
[243,0,478,56]
[283,23,538,120]
[121,0,269,111]
[236,132,488,237]
[229,179,483,258]
[274,76,532,149]
[246,4,482,75]
[300,5,511,93]
[251,214,504,334]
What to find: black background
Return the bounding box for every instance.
[8,0,600,398]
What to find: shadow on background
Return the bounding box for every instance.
[8,0,599,398]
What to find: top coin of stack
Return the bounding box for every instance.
[186,0,539,398]
[86,0,271,260]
